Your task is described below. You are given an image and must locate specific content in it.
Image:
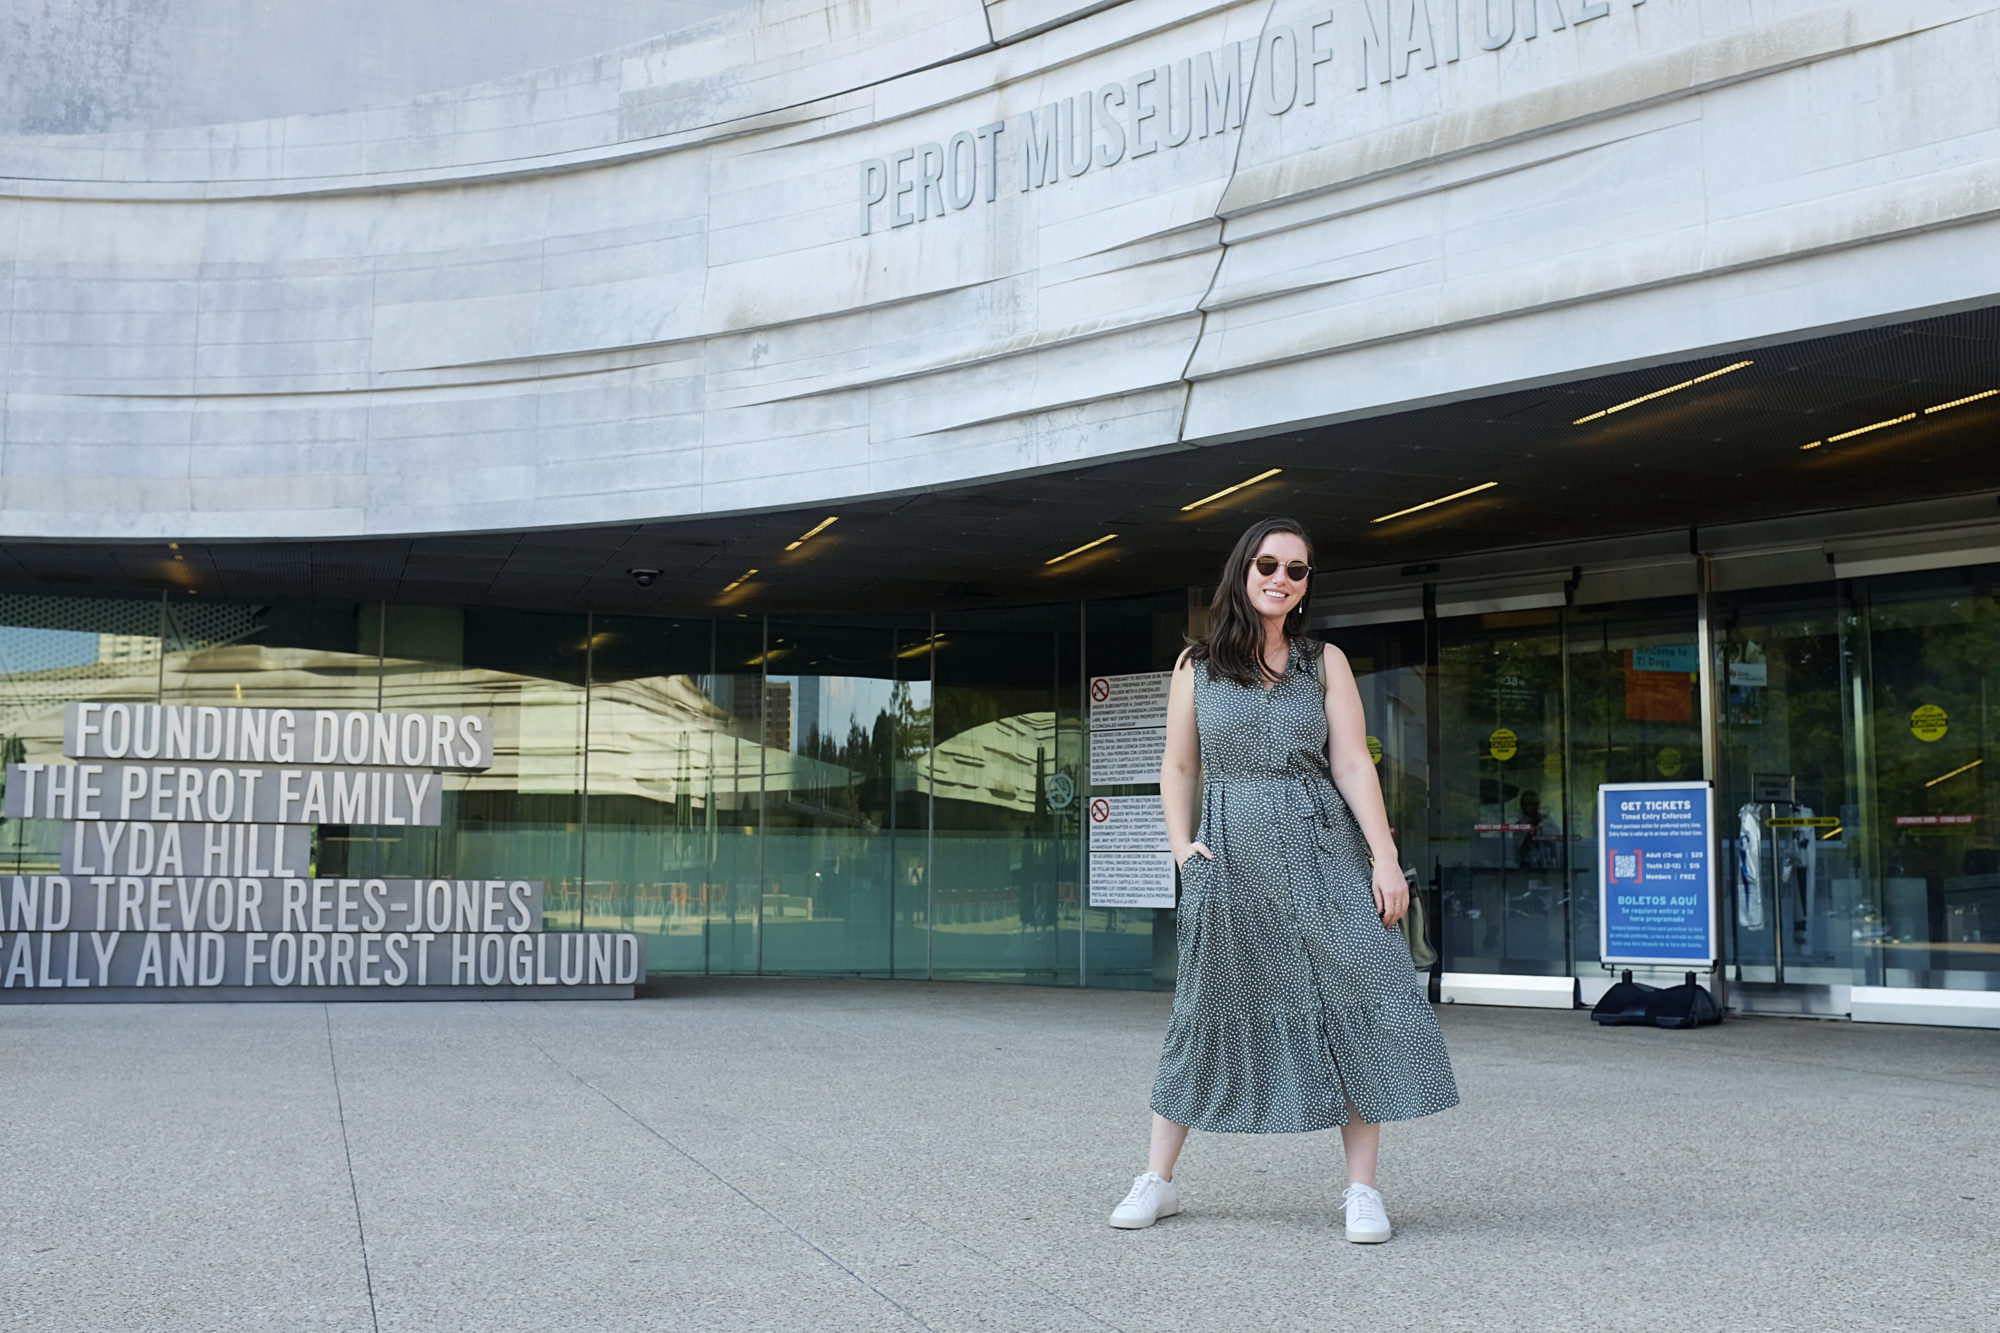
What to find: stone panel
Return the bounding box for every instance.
[0,0,1997,541]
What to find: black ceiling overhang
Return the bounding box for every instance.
[7,305,2000,615]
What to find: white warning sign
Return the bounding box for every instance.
[1088,727,1166,785]
[1088,851,1176,908]
[1088,672,1170,732]
[1087,795,1170,852]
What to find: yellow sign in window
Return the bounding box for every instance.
[1488,727,1518,762]
[1910,705,1949,743]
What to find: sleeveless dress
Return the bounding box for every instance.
[1150,641,1459,1133]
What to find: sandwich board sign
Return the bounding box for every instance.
[1597,781,1717,968]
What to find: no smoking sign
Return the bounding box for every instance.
[1086,795,1168,851]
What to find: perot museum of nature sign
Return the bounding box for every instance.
[0,703,643,1002]
[859,0,1652,233]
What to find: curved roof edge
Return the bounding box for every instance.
[0,0,1155,197]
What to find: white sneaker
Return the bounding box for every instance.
[1109,1171,1180,1229]
[1342,1183,1391,1243]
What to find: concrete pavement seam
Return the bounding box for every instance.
[323,1003,382,1333]
[493,1003,942,1333]
[526,1002,1134,1332]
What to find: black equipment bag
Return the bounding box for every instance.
[1591,970,1722,1029]
[1650,972,1723,1029]
[1590,971,1660,1026]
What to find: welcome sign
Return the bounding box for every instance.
[0,703,642,1002]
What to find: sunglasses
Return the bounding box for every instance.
[1252,555,1312,581]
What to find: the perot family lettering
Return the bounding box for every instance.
[4,762,443,826]
[0,702,641,1000]
[858,0,1649,234]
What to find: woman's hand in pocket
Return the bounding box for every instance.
[1177,842,1214,868]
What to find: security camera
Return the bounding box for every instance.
[628,568,661,588]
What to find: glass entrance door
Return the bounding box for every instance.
[1322,620,1434,973]
[1847,565,2000,996]
[1564,596,1706,974]
[1436,608,1569,976]
[1712,584,1864,1011]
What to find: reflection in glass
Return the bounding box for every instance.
[360,606,588,927]
[0,592,165,875]
[1324,621,1433,968]
[761,620,927,977]
[699,619,766,974]
[931,608,1078,983]
[583,617,719,971]
[1565,597,1704,970]
[1437,609,1568,976]
[1850,567,2000,991]
[1713,586,1858,986]
[161,595,374,874]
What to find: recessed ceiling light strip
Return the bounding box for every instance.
[720,567,758,593]
[1801,411,1918,451]
[785,516,838,551]
[1371,482,1497,525]
[1573,360,1753,426]
[1045,534,1117,565]
[1924,389,1999,415]
[1181,468,1282,512]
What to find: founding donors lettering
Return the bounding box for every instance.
[0,703,642,1002]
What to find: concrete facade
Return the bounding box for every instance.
[1,1,749,134]
[3,0,1998,541]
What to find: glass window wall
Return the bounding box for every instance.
[1436,608,1569,977]
[1846,565,2000,993]
[931,607,1080,984]
[1712,584,1859,989]
[0,591,164,875]
[7,557,1997,1006]
[1566,596,1706,970]
[1322,620,1434,968]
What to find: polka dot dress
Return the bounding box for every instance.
[1150,641,1459,1133]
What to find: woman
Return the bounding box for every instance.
[1109,517,1457,1242]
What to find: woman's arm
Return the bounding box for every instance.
[1160,650,1211,864]
[1321,644,1408,926]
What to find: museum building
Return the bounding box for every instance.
[3,0,2000,1023]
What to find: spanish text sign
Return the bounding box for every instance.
[1598,781,1716,967]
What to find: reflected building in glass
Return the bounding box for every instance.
[6,0,2000,1029]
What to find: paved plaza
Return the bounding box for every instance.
[2,980,1994,1332]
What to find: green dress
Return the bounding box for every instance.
[1150,641,1458,1133]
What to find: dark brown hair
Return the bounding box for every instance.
[1189,517,1323,688]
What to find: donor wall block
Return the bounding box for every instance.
[65,703,496,769]
[60,822,312,877]
[2,876,545,935]
[0,702,639,1003]
[4,762,445,825]
[0,930,644,994]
